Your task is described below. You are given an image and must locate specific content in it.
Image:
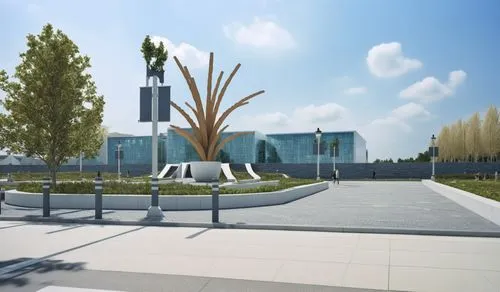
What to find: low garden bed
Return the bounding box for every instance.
[15,176,319,195]
[436,178,499,202]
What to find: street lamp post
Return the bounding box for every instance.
[315,128,322,181]
[332,138,339,174]
[117,141,122,182]
[79,151,83,179]
[431,134,436,181]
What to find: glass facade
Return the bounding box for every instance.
[77,130,365,165]
[166,129,364,164]
[266,132,357,163]
[107,136,166,165]
[166,129,266,164]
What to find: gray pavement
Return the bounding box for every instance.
[1,181,499,234]
[0,267,397,292]
[1,221,499,291]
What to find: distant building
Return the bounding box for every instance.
[4,130,368,166]
[166,129,367,164]
[0,154,21,165]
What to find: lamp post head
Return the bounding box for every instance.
[431,134,436,141]
[315,128,322,139]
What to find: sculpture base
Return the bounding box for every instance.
[146,206,164,220]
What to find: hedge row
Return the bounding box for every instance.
[15,178,320,196]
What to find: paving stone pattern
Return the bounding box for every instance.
[2,181,499,233]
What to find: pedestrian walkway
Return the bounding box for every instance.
[0,221,499,292]
[1,181,499,236]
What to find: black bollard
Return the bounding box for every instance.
[212,183,219,223]
[0,186,3,215]
[42,178,51,217]
[95,177,103,219]
[151,177,159,207]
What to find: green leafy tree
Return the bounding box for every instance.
[329,138,339,157]
[415,151,430,162]
[141,35,168,72]
[0,24,105,185]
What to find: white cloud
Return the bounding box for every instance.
[255,112,290,126]
[368,102,431,135]
[223,17,295,49]
[293,103,347,123]
[448,70,467,88]
[344,87,367,95]
[366,42,422,78]
[369,116,411,133]
[392,102,430,120]
[234,102,351,134]
[151,36,209,69]
[399,70,467,103]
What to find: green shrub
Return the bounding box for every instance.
[16,177,322,195]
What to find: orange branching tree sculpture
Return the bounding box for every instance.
[170,53,265,161]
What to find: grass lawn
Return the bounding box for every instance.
[437,179,500,202]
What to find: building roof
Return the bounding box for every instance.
[0,154,21,165]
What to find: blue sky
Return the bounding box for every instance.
[1,0,499,161]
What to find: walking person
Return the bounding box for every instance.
[335,168,340,185]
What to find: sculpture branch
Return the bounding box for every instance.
[169,52,264,161]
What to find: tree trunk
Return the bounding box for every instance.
[49,168,57,186]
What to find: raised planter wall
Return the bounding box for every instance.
[422,180,500,226]
[221,180,279,190]
[5,181,328,211]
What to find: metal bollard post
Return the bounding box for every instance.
[212,183,219,223]
[42,178,51,217]
[95,177,103,219]
[151,177,159,207]
[0,186,3,215]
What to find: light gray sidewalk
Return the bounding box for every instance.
[1,181,499,236]
[1,269,397,292]
[0,221,499,292]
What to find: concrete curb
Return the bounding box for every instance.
[5,181,329,211]
[1,216,499,238]
[422,179,500,226]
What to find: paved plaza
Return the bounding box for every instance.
[1,221,499,292]
[1,181,499,234]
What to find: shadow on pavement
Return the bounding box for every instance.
[46,224,84,234]
[185,228,211,239]
[0,223,29,230]
[0,258,86,288]
[20,210,115,221]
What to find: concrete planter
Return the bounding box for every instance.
[423,180,500,226]
[5,181,328,211]
[190,161,221,182]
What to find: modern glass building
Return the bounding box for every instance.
[266,131,366,163]
[167,129,266,164]
[107,135,167,165]
[166,129,366,164]
[71,129,366,165]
